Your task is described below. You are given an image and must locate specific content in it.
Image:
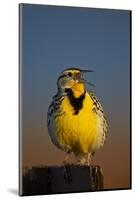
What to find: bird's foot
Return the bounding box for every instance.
[63,164,72,183]
[62,151,72,183]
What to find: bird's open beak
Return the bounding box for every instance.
[79,69,95,87]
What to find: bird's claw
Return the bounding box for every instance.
[63,164,72,183]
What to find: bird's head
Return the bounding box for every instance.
[57,67,94,97]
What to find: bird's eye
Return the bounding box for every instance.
[67,72,72,77]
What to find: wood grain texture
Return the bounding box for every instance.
[21,165,103,196]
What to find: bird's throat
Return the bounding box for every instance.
[65,88,86,115]
[71,82,85,98]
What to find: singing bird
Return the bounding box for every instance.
[47,67,107,165]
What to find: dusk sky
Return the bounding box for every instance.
[20,4,131,190]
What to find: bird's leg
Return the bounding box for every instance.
[63,150,71,165]
[63,151,72,183]
[87,153,92,166]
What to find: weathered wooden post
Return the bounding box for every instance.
[22,165,103,196]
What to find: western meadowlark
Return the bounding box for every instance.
[47,67,107,165]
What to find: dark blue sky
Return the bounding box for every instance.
[21,4,131,189]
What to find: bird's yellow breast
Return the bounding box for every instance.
[54,92,99,155]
